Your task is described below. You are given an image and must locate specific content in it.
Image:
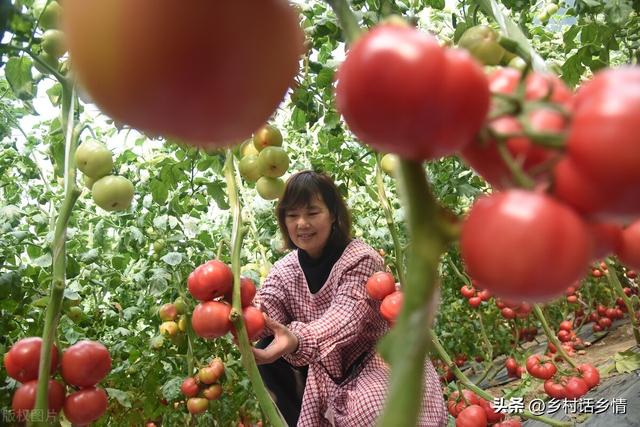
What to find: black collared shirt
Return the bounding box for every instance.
[298,238,349,294]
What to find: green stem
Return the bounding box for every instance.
[325,0,362,44]
[446,256,471,287]
[604,262,640,346]
[377,161,456,427]
[32,84,80,426]
[222,152,286,427]
[477,311,493,366]
[430,331,571,427]
[495,140,536,189]
[375,155,405,285]
[533,304,578,370]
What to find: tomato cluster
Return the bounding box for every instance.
[459,281,491,309]
[447,389,522,427]
[154,296,189,348]
[5,337,111,424]
[365,271,403,323]
[187,260,264,341]
[180,358,226,415]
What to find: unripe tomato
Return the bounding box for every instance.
[461,190,593,302]
[159,321,179,337]
[4,337,58,382]
[181,377,199,398]
[253,124,283,151]
[189,260,233,301]
[380,153,399,176]
[380,290,403,322]
[457,25,505,65]
[61,340,111,388]
[63,1,304,146]
[38,1,62,30]
[63,387,108,425]
[173,296,188,315]
[366,271,396,301]
[256,176,285,200]
[187,397,209,415]
[239,155,262,183]
[336,23,489,161]
[257,146,289,178]
[12,380,65,421]
[198,366,219,385]
[91,175,134,212]
[208,358,225,381]
[74,139,113,179]
[203,384,223,401]
[191,301,232,339]
[42,29,66,59]
[159,303,178,321]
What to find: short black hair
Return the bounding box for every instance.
[276,171,352,250]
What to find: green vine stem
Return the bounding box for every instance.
[374,155,405,285]
[494,140,536,190]
[604,261,640,346]
[532,304,579,370]
[430,331,571,427]
[325,0,362,44]
[446,256,472,287]
[32,83,81,426]
[377,161,457,427]
[222,151,286,427]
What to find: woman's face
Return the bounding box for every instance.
[284,195,334,259]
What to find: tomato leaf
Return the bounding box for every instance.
[613,351,640,373]
[5,56,35,100]
[105,388,132,408]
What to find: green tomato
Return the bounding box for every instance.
[545,3,559,15]
[33,52,59,74]
[239,138,259,158]
[91,175,135,211]
[66,306,83,323]
[41,29,67,59]
[257,146,289,178]
[150,335,165,350]
[75,139,113,179]
[38,1,62,30]
[173,297,188,315]
[153,239,165,253]
[83,174,96,190]
[253,124,283,151]
[238,154,261,182]
[508,56,527,71]
[457,25,505,66]
[256,176,285,200]
[380,153,399,176]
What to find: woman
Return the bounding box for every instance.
[253,171,446,427]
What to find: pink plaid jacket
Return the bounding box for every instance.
[256,239,447,427]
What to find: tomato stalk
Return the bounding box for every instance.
[32,83,82,426]
[377,161,458,426]
[325,0,362,44]
[446,256,472,287]
[604,261,640,346]
[494,140,536,189]
[222,151,286,427]
[374,154,405,285]
[532,304,579,370]
[430,331,571,426]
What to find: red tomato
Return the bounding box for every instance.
[618,220,640,270]
[567,295,578,304]
[63,387,108,425]
[544,378,566,399]
[627,270,637,279]
[61,340,111,388]
[567,68,640,191]
[477,289,491,301]
[224,276,257,307]
[588,222,623,259]
[525,354,557,380]
[4,337,58,382]
[559,320,573,332]
[597,304,608,317]
[181,377,200,398]
[189,260,233,301]
[563,376,589,399]
[478,398,505,424]
[380,290,403,322]
[578,364,600,389]
[460,285,476,299]
[447,390,480,417]
[501,307,516,320]
[12,380,65,421]
[191,301,232,339]
[495,420,522,427]
[366,271,397,301]
[461,190,593,302]
[63,1,303,145]
[598,317,612,329]
[468,296,482,308]
[488,68,572,107]
[336,24,489,161]
[505,357,518,374]
[456,404,488,427]
[232,306,266,341]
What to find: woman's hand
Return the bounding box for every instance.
[251,315,299,365]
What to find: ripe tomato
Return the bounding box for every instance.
[336,23,489,161]
[61,340,111,388]
[181,377,199,398]
[12,380,65,421]
[505,357,518,374]
[159,303,178,321]
[588,222,623,259]
[191,301,232,339]
[563,376,589,399]
[224,277,257,307]
[460,285,476,299]
[501,307,516,320]
[567,68,640,192]
[447,390,480,417]
[189,260,233,301]
[618,220,640,270]
[4,337,58,382]
[63,1,303,146]
[366,271,397,301]
[544,378,566,399]
[468,296,482,308]
[597,317,612,329]
[232,306,266,341]
[488,68,572,107]
[208,358,225,381]
[525,354,557,380]
[559,320,573,332]
[187,397,209,415]
[557,329,571,342]
[478,398,505,424]
[577,364,600,389]
[63,387,109,425]
[461,190,593,302]
[456,404,488,427]
[477,289,491,301]
[495,419,522,427]
[380,290,403,322]
[203,384,223,401]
